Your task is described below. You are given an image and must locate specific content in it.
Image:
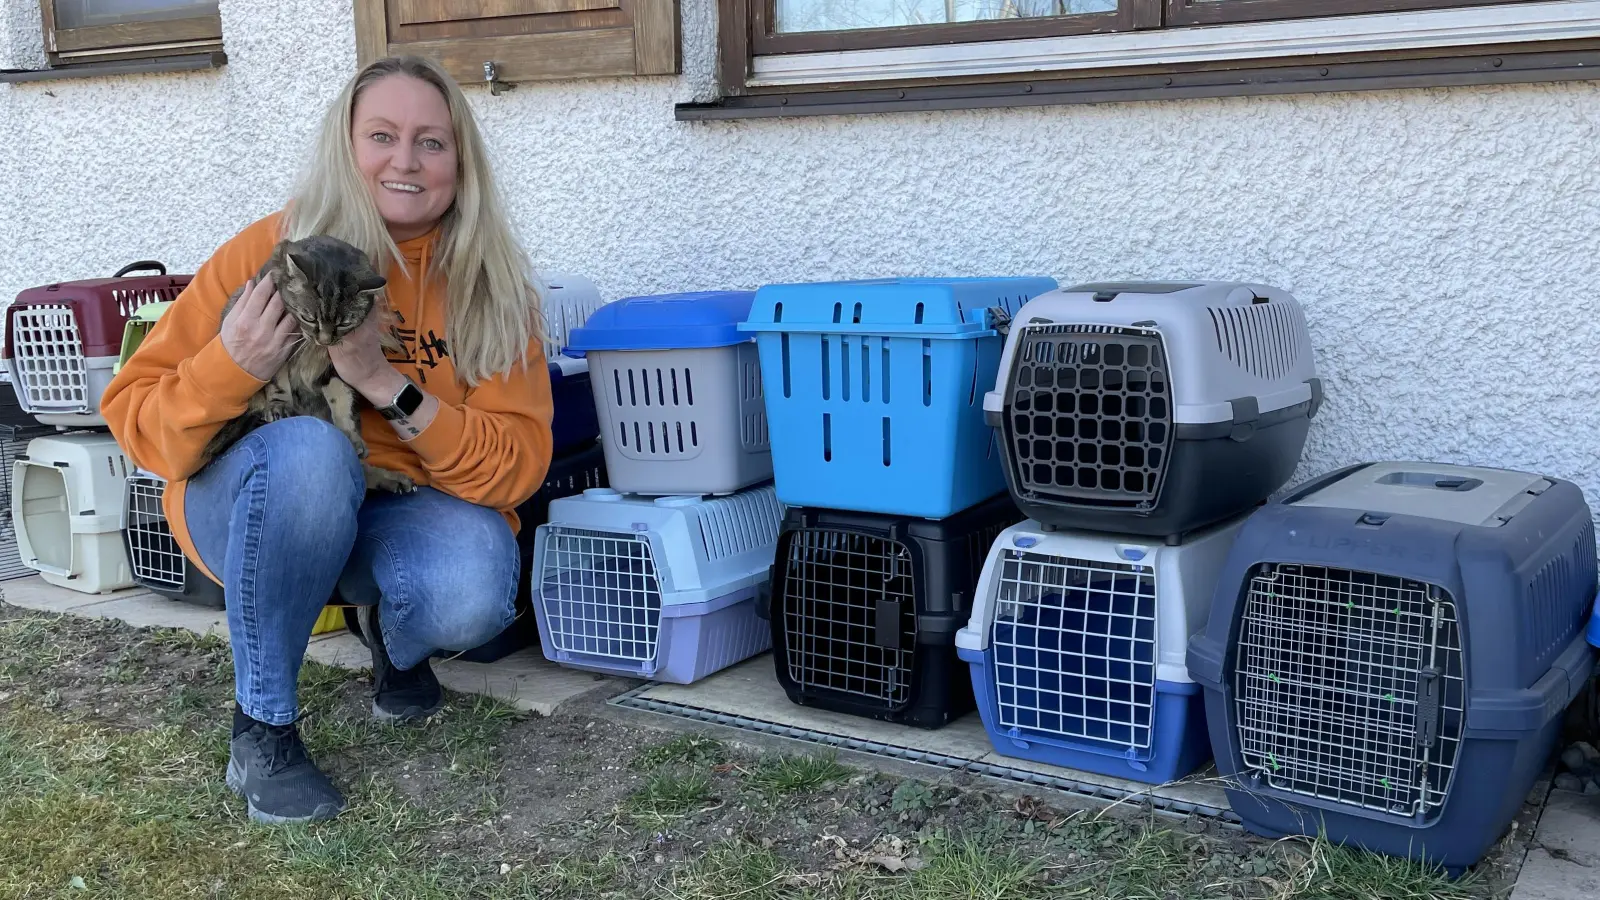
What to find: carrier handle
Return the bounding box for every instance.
[113,260,167,277]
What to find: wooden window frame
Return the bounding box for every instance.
[702,0,1600,118]
[38,0,223,66]
[353,0,680,88]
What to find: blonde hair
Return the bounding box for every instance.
[282,54,544,385]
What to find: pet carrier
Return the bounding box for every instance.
[1187,461,1599,871]
[564,290,770,496]
[760,493,1022,728]
[0,424,53,581]
[740,276,1058,520]
[531,483,781,682]
[542,272,607,455]
[11,433,134,593]
[4,261,189,427]
[115,299,171,375]
[121,469,225,608]
[955,515,1245,783]
[985,281,1321,539]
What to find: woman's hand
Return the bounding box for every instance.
[220,275,300,381]
[329,311,405,405]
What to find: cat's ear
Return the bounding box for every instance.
[286,251,316,283]
[356,272,387,293]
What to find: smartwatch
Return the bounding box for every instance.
[378,377,424,420]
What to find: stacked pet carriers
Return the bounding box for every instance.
[2,261,191,593]
[959,281,1322,779]
[525,289,781,682]
[739,276,1058,728]
[4,260,185,428]
[1187,462,1598,871]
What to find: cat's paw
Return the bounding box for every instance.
[364,464,416,494]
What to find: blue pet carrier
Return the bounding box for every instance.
[956,514,1245,783]
[1187,462,1599,872]
[531,484,782,683]
[739,277,1058,520]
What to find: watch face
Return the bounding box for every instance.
[396,382,424,416]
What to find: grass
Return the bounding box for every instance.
[623,770,717,829]
[746,752,852,798]
[0,604,1500,900]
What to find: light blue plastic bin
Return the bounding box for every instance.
[531,485,783,683]
[739,277,1057,519]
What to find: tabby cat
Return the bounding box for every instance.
[198,235,416,494]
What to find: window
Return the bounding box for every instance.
[39,0,223,66]
[695,0,1600,117]
[353,0,680,88]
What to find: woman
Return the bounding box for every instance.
[101,56,554,826]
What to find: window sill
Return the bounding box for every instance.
[0,51,225,84]
[675,46,1600,120]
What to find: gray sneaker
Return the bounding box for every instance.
[225,719,345,824]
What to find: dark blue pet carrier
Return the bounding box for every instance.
[1188,461,1598,873]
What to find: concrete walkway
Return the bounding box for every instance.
[4,574,1597,897]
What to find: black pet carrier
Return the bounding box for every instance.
[758,493,1021,729]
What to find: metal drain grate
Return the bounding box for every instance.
[608,683,1240,826]
[537,526,663,663]
[9,305,91,413]
[1005,325,1172,507]
[994,553,1157,751]
[780,529,916,708]
[1233,564,1466,819]
[125,474,184,592]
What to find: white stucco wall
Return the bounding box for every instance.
[3,0,1598,523]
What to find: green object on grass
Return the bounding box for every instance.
[115,301,173,375]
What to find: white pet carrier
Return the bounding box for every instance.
[986,281,1321,539]
[11,432,133,592]
[956,514,1245,782]
[0,429,41,580]
[531,485,782,683]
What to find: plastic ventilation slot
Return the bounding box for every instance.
[111,285,184,319]
[613,367,700,459]
[538,526,663,663]
[696,489,784,563]
[994,553,1158,749]
[740,359,768,450]
[1006,325,1172,506]
[10,305,90,411]
[1206,303,1303,381]
[1233,564,1465,820]
[1525,521,1597,661]
[781,530,917,706]
[125,475,184,591]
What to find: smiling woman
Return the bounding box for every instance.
[100,55,555,828]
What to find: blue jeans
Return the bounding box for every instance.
[185,416,519,725]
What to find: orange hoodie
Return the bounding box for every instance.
[100,211,554,586]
